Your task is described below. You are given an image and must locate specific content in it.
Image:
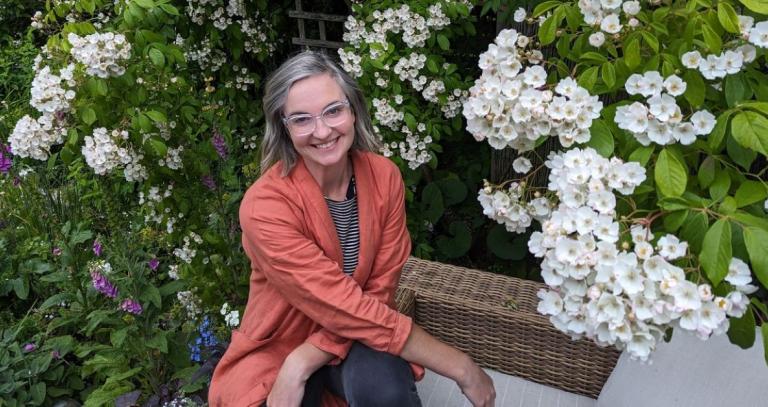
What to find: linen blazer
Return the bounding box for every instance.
[208,150,424,406]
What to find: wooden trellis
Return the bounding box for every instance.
[289,0,347,49]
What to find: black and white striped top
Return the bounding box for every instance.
[324,176,359,275]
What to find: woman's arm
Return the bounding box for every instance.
[273,325,495,407]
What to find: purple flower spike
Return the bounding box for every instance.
[92,240,103,257]
[91,271,118,298]
[23,343,36,352]
[120,299,143,315]
[148,258,160,271]
[201,175,216,190]
[0,145,11,174]
[212,130,228,159]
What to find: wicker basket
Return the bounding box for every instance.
[395,257,620,399]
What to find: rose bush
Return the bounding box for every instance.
[1,0,294,404]
[471,0,768,361]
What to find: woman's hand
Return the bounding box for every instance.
[456,359,496,407]
[266,342,336,407]
[266,356,308,407]
[400,324,496,406]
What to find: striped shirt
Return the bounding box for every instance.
[324,176,360,275]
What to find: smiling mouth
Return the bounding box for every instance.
[314,137,338,150]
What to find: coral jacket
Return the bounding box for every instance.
[208,150,423,406]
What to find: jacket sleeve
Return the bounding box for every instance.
[241,183,413,356]
[304,171,412,362]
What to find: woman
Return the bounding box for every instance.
[208,51,495,407]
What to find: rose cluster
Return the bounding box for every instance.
[478,181,552,234]
[339,2,469,119]
[67,32,132,78]
[8,61,74,160]
[464,29,603,152]
[614,71,715,146]
[577,0,642,35]
[680,15,767,80]
[81,128,147,182]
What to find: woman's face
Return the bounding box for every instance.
[283,73,356,174]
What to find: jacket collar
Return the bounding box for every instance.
[290,150,374,281]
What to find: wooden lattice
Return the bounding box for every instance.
[289,0,347,49]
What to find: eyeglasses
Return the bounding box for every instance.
[282,100,351,136]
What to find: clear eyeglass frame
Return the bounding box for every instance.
[282,100,351,136]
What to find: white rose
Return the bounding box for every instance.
[589,32,606,47]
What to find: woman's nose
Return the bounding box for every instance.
[312,118,333,139]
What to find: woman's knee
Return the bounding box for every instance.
[341,343,420,406]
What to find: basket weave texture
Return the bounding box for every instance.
[395,257,620,399]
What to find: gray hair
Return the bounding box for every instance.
[260,50,381,176]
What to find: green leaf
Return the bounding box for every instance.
[158,3,179,15]
[84,310,113,337]
[641,31,659,53]
[728,307,756,349]
[681,211,709,254]
[744,227,768,289]
[533,1,562,17]
[731,111,768,156]
[725,75,749,107]
[655,148,687,197]
[735,181,767,207]
[81,107,97,125]
[698,156,716,188]
[628,145,655,166]
[404,112,416,130]
[421,183,444,223]
[601,62,616,88]
[700,219,732,286]
[145,110,167,123]
[144,137,168,157]
[701,22,722,54]
[663,210,689,233]
[40,293,74,310]
[624,38,641,69]
[577,66,599,91]
[740,101,768,116]
[110,328,129,348]
[585,119,614,157]
[12,277,29,300]
[709,170,731,201]
[132,0,154,8]
[763,323,768,366]
[738,0,768,14]
[146,332,168,353]
[436,34,450,51]
[734,210,768,232]
[580,52,608,64]
[709,110,732,152]
[539,12,560,45]
[487,225,528,260]
[149,48,165,67]
[683,70,706,108]
[720,196,737,214]
[143,285,161,309]
[30,382,45,405]
[435,178,468,206]
[435,221,471,259]
[717,3,741,33]
[727,133,758,170]
[426,58,439,74]
[159,280,184,297]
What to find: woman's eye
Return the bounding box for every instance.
[325,106,342,117]
[291,116,312,126]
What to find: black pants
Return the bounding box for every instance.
[263,341,422,407]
